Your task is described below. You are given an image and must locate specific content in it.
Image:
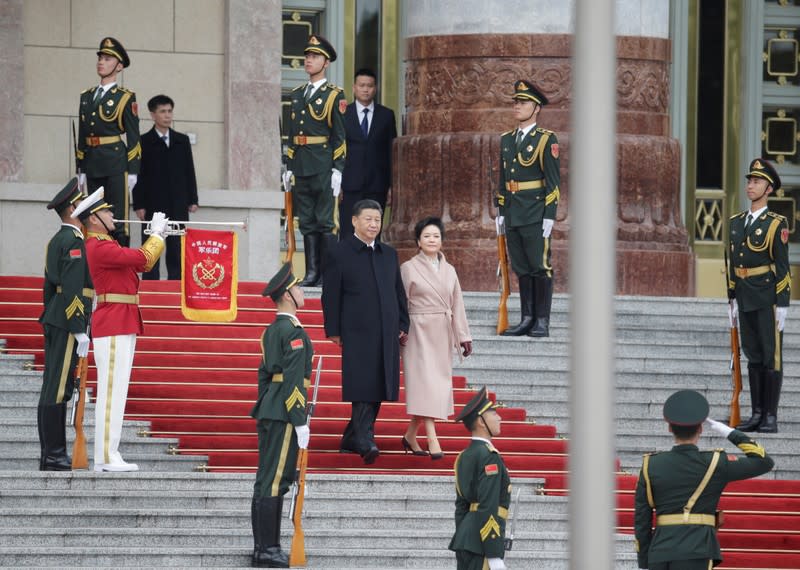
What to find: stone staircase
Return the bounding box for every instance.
[1,289,796,567]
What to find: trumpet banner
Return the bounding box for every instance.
[181,228,238,322]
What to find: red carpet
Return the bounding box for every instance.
[1,276,799,568]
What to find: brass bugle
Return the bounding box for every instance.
[113,218,247,236]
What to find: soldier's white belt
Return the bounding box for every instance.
[56,286,95,298]
[734,264,773,278]
[85,135,122,147]
[656,513,715,526]
[271,373,311,388]
[96,293,139,305]
[293,135,328,145]
[469,503,508,519]
[505,179,544,193]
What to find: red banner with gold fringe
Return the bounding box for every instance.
[181,228,238,322]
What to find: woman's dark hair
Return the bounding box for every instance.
[414,216,445,241]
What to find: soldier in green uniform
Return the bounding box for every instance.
[39,178,94,470]
[76,37,141,247]
[449,387,511,570]
[496,79,560,338]
[634,389,774,569]
[727,158,790,433]
[282,35,347,287]
[250,263,314,568]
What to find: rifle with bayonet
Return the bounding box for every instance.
[280,118,296,264]
[71,120,86,194]
[70,355,89,470]
[503,488,520,551]
[289,355,323,567]
[493,162,511,334]
[724,249,742,427]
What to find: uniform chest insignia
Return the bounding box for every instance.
[755,228,762,236]
[107,100,115,106]
[291,112,296,119]
[111,88,117,94]
[315,98,323,105]
[526,145,533,152]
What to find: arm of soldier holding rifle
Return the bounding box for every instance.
[724,249,742,427]
[289,355,322,567]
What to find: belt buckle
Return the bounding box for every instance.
[508,180,519,193]
[296,135,307,145]
[89,136,100,146]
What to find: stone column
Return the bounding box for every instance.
[0,0,24,181]
[225,0,283,279]
[388,0,694,295]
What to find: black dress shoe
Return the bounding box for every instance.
[362,444,380,465]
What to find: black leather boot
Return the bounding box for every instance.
[758,369,782,433]
[529,276,553,337]
[501,275,535,336]
[737,364,765,432]
[41,403,72,471]
[252,497,289,568]
[299,233,320,286]
[316,233,334,287]
[37,405,46,470]
[250,499,260,567]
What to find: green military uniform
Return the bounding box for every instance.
[727,159,790,434]
[250,264,313,568]
[497,80,560,337]
[39,178,94,470]
[449,388,511,570]
[287,35,347,286]
[76,37,140,247]
[634,390,774,569]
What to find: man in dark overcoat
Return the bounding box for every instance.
[321,199,409,464]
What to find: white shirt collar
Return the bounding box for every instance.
[155,127,170,139]
[355,100,375,114]
[96,82,116,95]
[518,122,537,138]
[748,206,767,220]
[307,78,327,92]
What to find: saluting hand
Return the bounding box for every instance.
[704,417,734,438]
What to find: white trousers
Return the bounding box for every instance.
[92,334,136,466]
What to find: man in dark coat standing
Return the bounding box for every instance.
[340,68,397,240]
[322,199,409,464]
[133,94,199,280]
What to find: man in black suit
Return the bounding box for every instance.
[133,94,199,280]
[321,200,409,464]
[340,69,397,239]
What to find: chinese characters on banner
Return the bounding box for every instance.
[181,228,238,322]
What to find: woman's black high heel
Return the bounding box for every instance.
[401,436,429,456]
[428,439,444,460]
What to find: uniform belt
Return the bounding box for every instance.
[85,135,122,147]
[271,373,311,388]
[505,179,544,193]
[56,286,95,298]
[656,514,716,527]
[293,135,328,146]
[468,503,508,520]
[734,264,773,278]
[96,293,139,304]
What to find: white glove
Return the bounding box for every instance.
[542,218,554,238]
[704,417,734,438]
[727,299,738,328]
[148,212,169,237]
[74,332,90,358]
[331,169,342,197]
[127,173,138,191]
[777,306,788,332]
[78,173,87,190]
[495,216,505,236]
[294,424,310,449]
[487,558,506,570]
[282,170,293,192]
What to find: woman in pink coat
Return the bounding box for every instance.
[400,217,472,458]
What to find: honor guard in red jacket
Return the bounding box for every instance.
[72,188,168,471]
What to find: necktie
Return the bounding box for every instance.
[361,108,370,138]
[162,134,168,147]
[304,84,313,102]
[745,213,753,229]
[93,88,104,104]
[515,129,524,146]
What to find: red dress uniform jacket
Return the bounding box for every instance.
[85,233,156,337]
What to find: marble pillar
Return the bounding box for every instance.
[0,0,24,181]
[388,0,694,295]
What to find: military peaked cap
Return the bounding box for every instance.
[263,262,301,300]
[97,37,130,68]
[304,35,337,62]
[71,187,112,222]
[455,386,497,426]
[47,177,84,213]
[663,389,709,426]
[511,79,548,106]
[746,158,781,192]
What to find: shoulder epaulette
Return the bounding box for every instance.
[484,442,499,454]
[325,83,342,92]
[72,229,83,239]
[729,211,746,220]
[289,315,302,328]
[292,84,305,92]
[535,126,554,135]
[116,86,133,94]
[642,451,659,458]
[767,211,787,222]
[501,129,515,137]
[81,88,91,94]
